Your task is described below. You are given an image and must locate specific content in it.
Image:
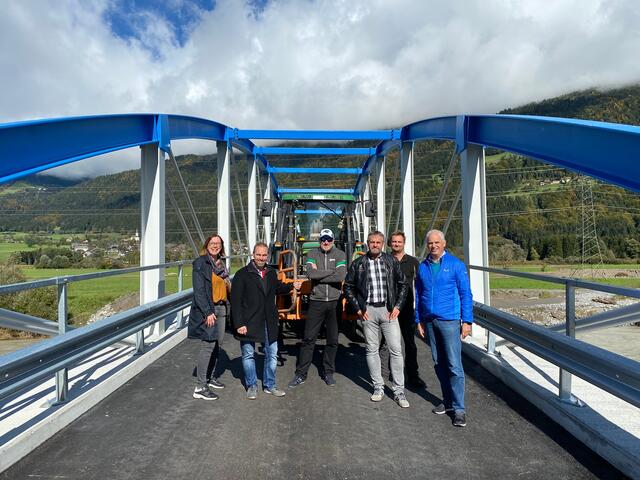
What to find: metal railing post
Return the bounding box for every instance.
[54,280,68,404]
[559,282,581,405]
[484,269,496,354]
[176,264,185,328]
[135,328,145,355]
[486,328,496,354]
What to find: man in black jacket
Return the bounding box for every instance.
[231,242,301,400]
[344,231,410,407]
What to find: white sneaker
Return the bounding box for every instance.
[370,388,384,402]
[394,393,410,408]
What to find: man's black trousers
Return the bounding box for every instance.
[295,300,339,378]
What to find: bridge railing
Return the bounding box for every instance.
[0,260,191,404]
[0,255,249,405]
[0,259,192,336]
[0,289,191,404]
[468,265,640,408]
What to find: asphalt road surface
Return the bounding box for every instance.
[2,331,624,479]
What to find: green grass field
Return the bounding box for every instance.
[20,266,193,325]
[0,242,36,262]
[501,263,640,272]
[485,152,511,164]
[489,264,640,289]
[489,275,640,289]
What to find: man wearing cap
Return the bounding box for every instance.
[288,228,347,388]
[344,231,410,408]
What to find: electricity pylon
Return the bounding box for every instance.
[572,175,604,278]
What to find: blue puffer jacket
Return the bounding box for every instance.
[414,251,473,324]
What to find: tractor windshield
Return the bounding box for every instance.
[295,201,345,241]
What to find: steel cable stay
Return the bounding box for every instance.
[166,182,199,256]
[167,149,205,244]
[419,146,460,258]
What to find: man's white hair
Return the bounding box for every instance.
[425,229,446,242]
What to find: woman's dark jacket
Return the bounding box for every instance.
[230,262,292,343]
[344,252,408,314]
[188,254,225,342]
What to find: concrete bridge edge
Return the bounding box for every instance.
[462,339,639,480]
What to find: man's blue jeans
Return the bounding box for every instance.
[425,319,465,412]
[240,335,278,390]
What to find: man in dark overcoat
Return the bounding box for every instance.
[231,242,301,399]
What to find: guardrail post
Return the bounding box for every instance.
[559,282,581,405]
[483,269,496,354]
[176,263,185,328]
[135,329,145,355]
[486,328,496,354]
[53,280,68,405]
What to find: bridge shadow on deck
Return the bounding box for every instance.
[2,333,624,480]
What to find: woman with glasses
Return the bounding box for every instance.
[188,234,230,400]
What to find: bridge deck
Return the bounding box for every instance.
[1,333,622,479]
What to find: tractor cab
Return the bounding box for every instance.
[271,193,365,272]
[266,192,366,328]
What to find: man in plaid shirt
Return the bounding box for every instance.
[344,231,409,407]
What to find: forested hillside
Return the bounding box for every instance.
[495,85,640,260]
[0,85,639,261]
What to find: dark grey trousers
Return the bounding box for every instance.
[195,307,226,388]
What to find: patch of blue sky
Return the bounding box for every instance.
[247,0,269,18]
[104,0,216,52]
[104,0,270,52]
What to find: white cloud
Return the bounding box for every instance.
[2,0,639,177]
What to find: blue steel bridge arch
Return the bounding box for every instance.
[0,113,639,195]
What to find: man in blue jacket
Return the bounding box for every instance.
[416,229,473,427]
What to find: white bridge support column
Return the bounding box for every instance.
[400,142,416,256]
[140,143,166,335]
[354,194,362,241]
[217,141,231,269]
[362,179,371,240]
[461,144,490,342]
[247,155,257,255]
[375,156,386,237]
[263,177,272,244]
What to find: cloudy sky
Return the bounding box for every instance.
[2,0,639,177]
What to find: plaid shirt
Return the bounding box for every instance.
[366,255,387,303]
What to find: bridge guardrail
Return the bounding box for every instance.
[0,289,192,403]
[469,264,640,407]
[0,256,250,404]
[473,302,640,408]
[469,265,640,299]
[0,260,192,295]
